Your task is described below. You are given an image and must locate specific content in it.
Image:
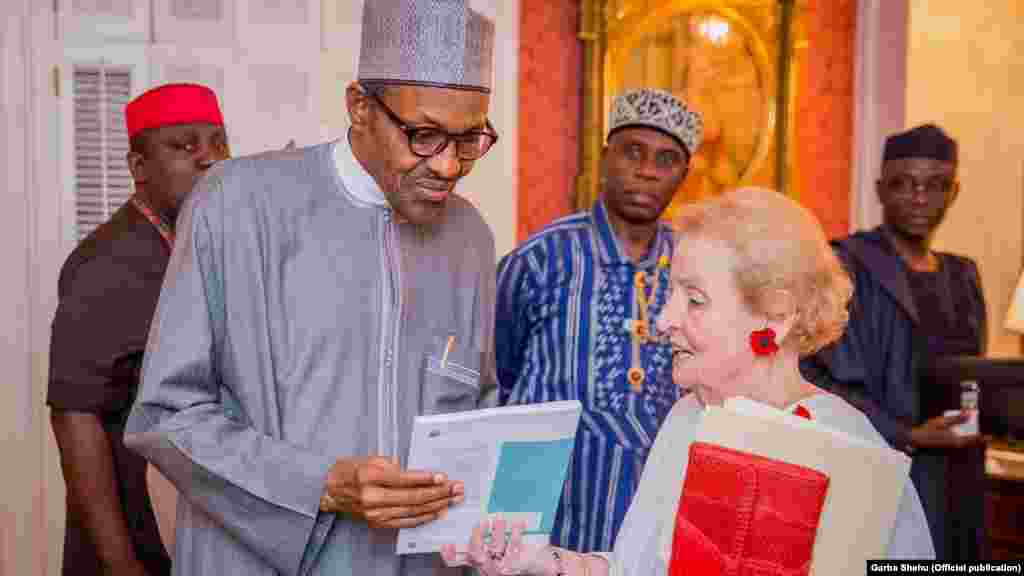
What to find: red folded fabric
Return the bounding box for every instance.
[668,442,830,576]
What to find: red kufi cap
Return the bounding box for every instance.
[125,83,224,138]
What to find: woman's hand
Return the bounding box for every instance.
[440,516,557,576]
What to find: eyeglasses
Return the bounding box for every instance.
[619,140,686,172]
[368,91,498,161]
[882,173,956,199]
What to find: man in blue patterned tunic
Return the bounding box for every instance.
[495,88,702,553]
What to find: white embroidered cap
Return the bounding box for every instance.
[608,88,704,155]
[357,0,495,93]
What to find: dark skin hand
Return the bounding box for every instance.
[51,411,151,576]
[321,456,464,529]
[908,410,986,451]
[600,127,690,261]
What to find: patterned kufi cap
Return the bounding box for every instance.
[608,88,703,156]
[358,0,495,93]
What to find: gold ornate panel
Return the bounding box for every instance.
[577,0,808,219]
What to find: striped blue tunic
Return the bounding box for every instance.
[495,201,679,553]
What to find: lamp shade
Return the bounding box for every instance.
[1005,269,1024,333]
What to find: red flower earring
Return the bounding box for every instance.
[750,328,779,356]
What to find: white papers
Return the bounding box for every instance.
[397,400,582,555]
[699,398,912,575]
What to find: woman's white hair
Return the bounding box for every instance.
[672,187,854,355]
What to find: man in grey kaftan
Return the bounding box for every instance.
[125,1,500,574]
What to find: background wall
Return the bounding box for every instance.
[798,0,857,239]
[514,1,859,241]
[1,4,37,573]
[905,0,1024,357]
[517,0,580,243]
[850,0,908,233]
[2,2,62,574]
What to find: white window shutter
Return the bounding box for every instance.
[61,46,150,249]
[71,66,105,241]
[70,64,134,241]
[103,67,134,230]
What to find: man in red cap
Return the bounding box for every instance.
[48,82,228,576]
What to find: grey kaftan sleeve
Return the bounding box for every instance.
[477,252,499,411]
[124,177,336,575]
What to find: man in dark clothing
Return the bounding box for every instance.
[48,83,229,576]
[802,123,987,560]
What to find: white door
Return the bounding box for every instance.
[59,0,150,45]
[228,0,323,154]
[149,0,323,155]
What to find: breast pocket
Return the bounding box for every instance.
[420,334,483,415]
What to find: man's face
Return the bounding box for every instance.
[877,157,958,240]
[602,127,690,225]
[347,84,492,226]
[129,122,230,219]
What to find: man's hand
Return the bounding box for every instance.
[909,411,985,450]
[321,457,463,529]
[51,411,151,576]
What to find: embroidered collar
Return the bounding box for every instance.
[334,131,387,207]
[130,195,174,249]
[590,200,674,268]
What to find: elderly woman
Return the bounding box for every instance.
[442,188,934,575]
